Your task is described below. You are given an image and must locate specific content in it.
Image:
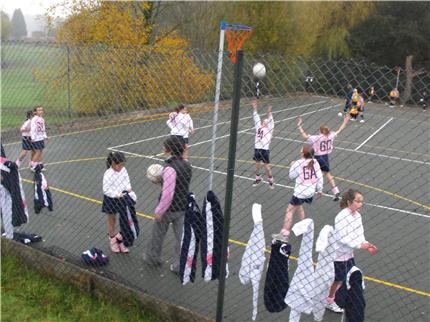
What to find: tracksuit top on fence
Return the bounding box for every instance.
[163,156,192,212]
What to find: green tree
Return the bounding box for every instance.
[349,2,430,69]
[37,0,213,115]
[1,11,11,41]
[11,8,27,39]
[159,2,374,59]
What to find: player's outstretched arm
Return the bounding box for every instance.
[252,98,258,111]
[335,115,351,135]
[297,117,309,140]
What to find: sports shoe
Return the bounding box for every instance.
[113,232,129,253]
[333,193,340,202]
[271,233,289,243]
[109,236,120,253]
[252,179,262,187]
[118,242,129,253]
[269,182,274,190]
[359,119,365,123]
[326,302,344,313]
[350,118,356,122]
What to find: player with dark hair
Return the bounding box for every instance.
[102,151,134,253]
[144,135,193,273]
[167,104,194,160]
[16,110,34,168]
[30,106,47,171]
[326,189,377,313]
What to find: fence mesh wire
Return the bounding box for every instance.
[1,41,429,322]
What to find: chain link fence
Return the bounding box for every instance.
[1,40,429,322]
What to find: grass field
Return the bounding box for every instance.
[1,42,69,129]
[1,254,158,322]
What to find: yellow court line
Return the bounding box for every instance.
[38,154,430,212]
[21,178,154,220]
[335,177,430,211]
[19,178,430,298]
[228,237,430,297]
[189,156,430,211]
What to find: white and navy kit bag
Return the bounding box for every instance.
[118,191,139,247]
[34,165,53,214]
[179,193,203,285]
[1,156,28,238]
[201,191,228,281]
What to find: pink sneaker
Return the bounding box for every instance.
[109,236,120,253]
[114,232,129,253]
[118,243,129,253]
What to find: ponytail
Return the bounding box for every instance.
[340,189,362,209]
[26,110,33,120]
[302,144,315,171]
[106,151,126,169]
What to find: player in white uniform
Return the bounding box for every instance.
[166,105,194,160]
[30,106,47,171]
[251,99,274,189]
[16,110,34,168]
[297,115,349,201]
[272,145,323,242]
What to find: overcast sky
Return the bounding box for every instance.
[1,0,58,17]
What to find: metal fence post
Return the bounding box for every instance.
[215,50,244,322]
[66,45,72,118]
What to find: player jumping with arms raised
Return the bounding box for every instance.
[297,114,350,201]
[252,99,275,189]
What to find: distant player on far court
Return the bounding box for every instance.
[297,114,350,201]
[252,98,275,189]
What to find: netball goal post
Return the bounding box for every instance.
[208,22,252,191]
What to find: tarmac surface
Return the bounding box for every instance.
[3,95,429,322]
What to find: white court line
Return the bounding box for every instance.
[355,117,394,151]
[242,133,430,166]
[107,147,429,219]
[187,104,341,149]
[108,100,327,150]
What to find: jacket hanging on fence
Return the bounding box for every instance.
[118,191,139,247]
[201,190,228,281]
[285,218,315,322]
[179,193,203,285]
[312,225,337,322]
[264,240,291,313]
[1,157,28,239]
[239,203,266,321]
[34,165,53,214]
[336,266,366,322]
